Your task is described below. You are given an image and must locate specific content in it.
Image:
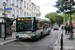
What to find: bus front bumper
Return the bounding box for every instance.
[31,36,36,39]
[16,36,36,39]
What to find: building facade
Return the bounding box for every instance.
[0,0,41,22]
[0,0,12,22]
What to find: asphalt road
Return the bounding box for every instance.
[0,29,61,50]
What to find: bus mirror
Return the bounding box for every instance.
[10,21,13,25]
[10,22,13,25]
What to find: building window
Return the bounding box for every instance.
[16,0,18,7]
[20,11,22,16]
[27,13,29,16]
[27,3,28,9]
[12,9,15,16]
[35,6,36,10]
[37,7,39,9]
[17,10,19,17]
[32,6,33,10]
[12,0,14,5]
[30,14,31,16]
[24,1,26,8]
[34,6,36,10]
[20,2,22,9]
[24,12,26,16]
[29,5,31,10]
[37,11,39,13]
[32,12,33,16]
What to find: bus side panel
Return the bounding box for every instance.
[43,28,46,36]
[36,29,43,38]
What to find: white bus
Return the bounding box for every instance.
[16,16,51,40]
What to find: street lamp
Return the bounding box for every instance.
[2,2,7,40]
[3,2,7,22]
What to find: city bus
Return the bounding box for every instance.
[16,16,51,40]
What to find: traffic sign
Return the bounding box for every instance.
[3,2,7,7]
[5,14,8,17]
[5,8,12,10]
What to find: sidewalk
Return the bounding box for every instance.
[63,31,75,50]
[53,30,75,50]
[0,32,17,45]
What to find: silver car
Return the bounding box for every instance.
[53,24,59,30]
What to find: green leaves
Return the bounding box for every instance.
[45,12,63,25]
[55,0,75,13]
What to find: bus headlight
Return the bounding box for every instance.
[16,33,19,36]
[31,34,35,36]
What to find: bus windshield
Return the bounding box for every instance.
[16,18,35,32]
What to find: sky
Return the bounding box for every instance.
[32,0,58,19]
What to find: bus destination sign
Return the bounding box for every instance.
[17,18,33,21]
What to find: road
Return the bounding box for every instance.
[0,29,61,50]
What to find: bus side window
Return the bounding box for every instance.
[37,24,40,30]
[43,23,47,29]
[37,24,43,30]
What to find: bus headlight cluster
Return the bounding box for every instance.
[31,33,35,36]
[16,33,19,36]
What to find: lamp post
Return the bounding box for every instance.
[2,2,7,40]
[3,2,7,22]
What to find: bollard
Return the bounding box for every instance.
[60,32,63,50]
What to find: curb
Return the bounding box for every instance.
[0,39,17,45]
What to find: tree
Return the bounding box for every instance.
[55,0,75,13]
[65,9,75,14]
[55,0,75,39]
[45,12,63,26]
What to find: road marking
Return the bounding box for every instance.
[7,42,30,46]
[19,42,30,46]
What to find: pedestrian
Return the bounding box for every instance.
[68,25,70,34]
[61,26,64,31]
[65,25,68,35]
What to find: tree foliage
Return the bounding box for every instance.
[55,0,75,13]
[45,12,63,26]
